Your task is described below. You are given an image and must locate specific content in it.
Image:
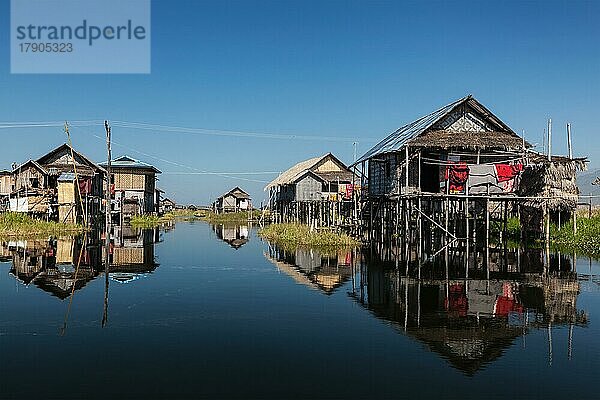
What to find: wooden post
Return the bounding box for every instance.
[567,123,573,159]
[547,118,552,161]
[103,120,111,327]
[405,146,409,192]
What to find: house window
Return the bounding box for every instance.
[30,178,39,188]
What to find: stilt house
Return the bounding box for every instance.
[100,155,161,220]
[213,187,251,214]
[353,95,586,237]
[265,153,357,225]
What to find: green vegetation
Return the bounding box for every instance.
[129,215,162,228]
[0,212,85,238]
[551,215,600,258]
[200,210,262,223]
[259,223,360,250]
[129,209,203,228]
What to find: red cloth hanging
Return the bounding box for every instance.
[345,184,354,199]
[445,162,470,193]
[495,163,523,182]
[78,177,92,195]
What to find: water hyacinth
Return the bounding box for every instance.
[259,223,360,249]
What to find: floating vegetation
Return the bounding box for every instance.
[259,223,359,250]
[0,212,85,238]
[551,215,600,259]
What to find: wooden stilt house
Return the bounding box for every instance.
[213,187,251,214]
[266,153,357,226]
[353,95,586,239]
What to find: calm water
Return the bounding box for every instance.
[1,221,599,399]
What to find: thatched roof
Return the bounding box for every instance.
[354,95,529,165]
[519,152,588,210]
[408,130,524,150]
[265,153,354,189]
[217,186,250,200]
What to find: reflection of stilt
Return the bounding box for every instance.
[417,280,421,328]
[548,322,553,366]
[568,323,574,361]
[404,277,408,331]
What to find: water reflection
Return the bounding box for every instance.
[110,225,160,283]
[265,244,357,294]
[4,236,102,299]
[1,225,160,296]
[351,245,588,375]
[212,224,249,249]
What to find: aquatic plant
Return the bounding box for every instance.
[0,212,85,238]
[259,223,359,249]
[551,215,600,259]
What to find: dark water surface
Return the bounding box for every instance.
[1,221,599,399]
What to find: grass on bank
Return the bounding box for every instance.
[129,209,202,228]
[0,212,85,238]
[199,210,262,223]
[259,223,360,250]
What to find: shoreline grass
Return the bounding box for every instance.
[129,209,202,228]
[0,212,85,239]
[200,210,262,224]
[259,223,360,250]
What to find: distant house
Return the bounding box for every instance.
[160,197,176,214]
[100,155,161,219]
[594,177,600,186]
[265,153,356,225]
[213,187,251,214]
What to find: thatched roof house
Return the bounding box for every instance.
[213,187,251,214]
[266,153,355,203]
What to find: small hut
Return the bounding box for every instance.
[213,187,251,214]
[519,153,587,233]
[265,153,356,225]
[160,197,176,215]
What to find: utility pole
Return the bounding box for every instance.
[103,120,111,327]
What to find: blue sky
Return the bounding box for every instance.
[0,0,598,204]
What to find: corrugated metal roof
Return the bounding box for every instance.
[100,155,161,173]
[354,96,469,165]
[353,95,523,165]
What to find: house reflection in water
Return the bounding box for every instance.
[351,247,588,375]
[1,226,160,295]
[265,244,357,295]
[212,224,249,249]
[109,225,159,284]
[3,234,103,299]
